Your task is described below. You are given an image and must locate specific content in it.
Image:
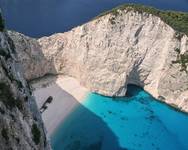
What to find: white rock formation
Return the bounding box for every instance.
[9,9,188,112]
[7,31,55,80]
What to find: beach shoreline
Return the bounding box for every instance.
[31,75,89,136]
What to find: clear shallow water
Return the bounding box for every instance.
[51,85,188,150]
[0,0,188,37]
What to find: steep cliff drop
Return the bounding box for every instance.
[0,11,51,150]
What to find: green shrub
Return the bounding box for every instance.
[0,12,5,31]
[172,48,188,73]
[31,123,41,145]
[174,48,180,53]
[94,4,188,36]
[1,128,9,141]
[179,54,188,72]
[175,32,184,41]
[0,83,23,110]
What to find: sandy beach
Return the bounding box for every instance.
[31,75,88,136]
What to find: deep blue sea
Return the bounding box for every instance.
[51,85,188,150]
[0,0,188,37]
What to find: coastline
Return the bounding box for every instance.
[30,74,188,137]
[31,75,89,136]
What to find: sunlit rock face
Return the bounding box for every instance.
[0,21,51,150]
[9,9,188,112]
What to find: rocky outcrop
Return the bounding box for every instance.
[7,31,56,80]
[9,9,188,112]
[0,24,50,150]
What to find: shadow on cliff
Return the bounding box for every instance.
[7,31,58,82]
[126,62,146,90]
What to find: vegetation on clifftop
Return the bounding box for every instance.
[95,4,188,36]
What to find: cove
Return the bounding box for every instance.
[51,85,188,150]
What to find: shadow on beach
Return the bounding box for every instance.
[31,75,127,150]
[50,88,128,150]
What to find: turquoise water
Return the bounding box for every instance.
[51,85,188,150]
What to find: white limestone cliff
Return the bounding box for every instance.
[9,9,188,112]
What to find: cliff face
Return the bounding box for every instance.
[0,22,50,150]
[7,31,55,80]
[9,9,188,112]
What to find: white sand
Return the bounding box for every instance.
[31,75,88,136]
